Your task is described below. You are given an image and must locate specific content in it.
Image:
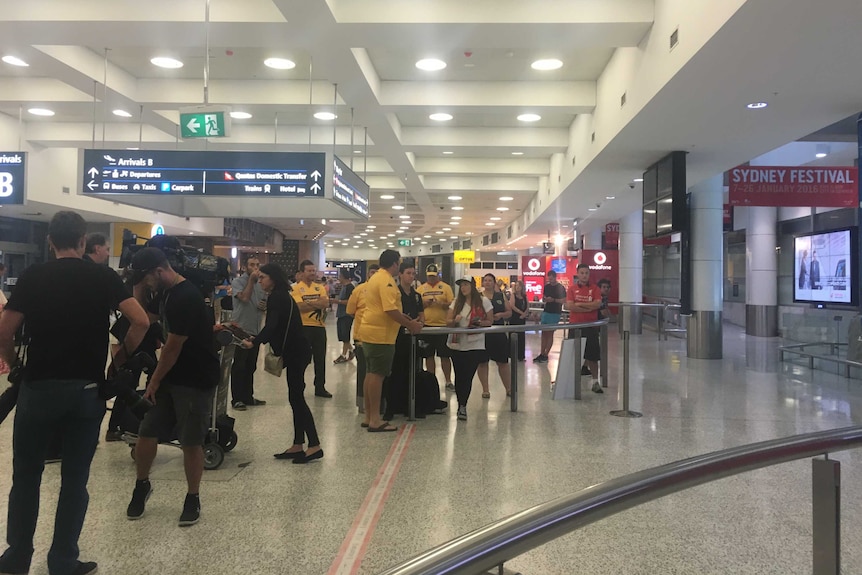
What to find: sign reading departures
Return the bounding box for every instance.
[82,150,327,198]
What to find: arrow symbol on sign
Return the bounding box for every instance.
[87,167,98,178]
[310,183,321,193]
[87,180,98,191]
[310,170,321,181]
[186,117,200,134]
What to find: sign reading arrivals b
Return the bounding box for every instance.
[0,152,26,205]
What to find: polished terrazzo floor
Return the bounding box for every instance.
[1,320,862,575]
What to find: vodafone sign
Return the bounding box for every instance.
[593,252,607,265]
[527,258,541,272]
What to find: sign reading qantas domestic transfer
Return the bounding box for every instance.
[728,166,858,207]
[81,149,326,198]
[332,156,370,217]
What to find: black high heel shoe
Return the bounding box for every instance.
[292,449,324,464]
[274,450,305,460]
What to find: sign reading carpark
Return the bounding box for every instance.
[82,150,326,198]
[0,152,25,205]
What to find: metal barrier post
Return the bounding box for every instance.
[658,305,664,341]
[610,330,642,418]
[812,457,840,575]
[408,335,416,421]
[573,328,582,401]
[509,333,518,412]
[600,323,608,388]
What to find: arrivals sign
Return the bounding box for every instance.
[332,156,370,217]
[0,152,25,205]
[728,166,858,207]
[82,150,326,198]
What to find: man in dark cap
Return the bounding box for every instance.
[125,247,220,527]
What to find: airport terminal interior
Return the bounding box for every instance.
[2,0,862,573]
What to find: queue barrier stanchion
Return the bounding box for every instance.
[600,323,608,389]
[610,327,642,418]
[572,328,582,401]
[658,305,665,341]
[509,332,518,412]
[408,335,417,421]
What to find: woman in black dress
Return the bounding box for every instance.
[242,263,322,464]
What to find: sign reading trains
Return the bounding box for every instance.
[82,150,326,198]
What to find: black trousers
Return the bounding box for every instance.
[385,333,417,416]
[230,342,261,404]
[285,361,319,447]
[451,350,484,407]
[303,326,327,392]
[509,320,527,360]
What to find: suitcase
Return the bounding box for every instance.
[416,370,448,415]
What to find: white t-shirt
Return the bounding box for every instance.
[447,296,493,351]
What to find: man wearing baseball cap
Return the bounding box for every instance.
[125,247,220,527]
[416,264,454,389]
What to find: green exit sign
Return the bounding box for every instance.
[180,111,227,139]
[398,239,412,247]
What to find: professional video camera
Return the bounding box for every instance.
[102,352,157,420]
[119,233,230,298]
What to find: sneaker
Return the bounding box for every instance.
[457,405,467,421]
[69,561,98,575]
[534,355,548,364]
[249,398,267,406]
[591,381,604,394]
[445,382,455,391]
[178,494,201,527]
[580,365,592,376]
[314,389,333,398]
[232,400,247,411]
[105,430,123,442]
[333,356,347,364]
[127,480,153,520]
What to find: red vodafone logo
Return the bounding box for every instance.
[593,252,607,265]
[527,258,541,271]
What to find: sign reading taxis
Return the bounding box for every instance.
[454,250,475,264]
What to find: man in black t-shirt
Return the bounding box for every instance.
[125,247,220,528]
[534,270,567,363]
[0,211,149,575]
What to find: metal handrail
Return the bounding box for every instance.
[376,425,862,575]
[779,341,860,379]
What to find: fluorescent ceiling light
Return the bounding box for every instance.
[531,58,563,71]
[429,113,453,122]
[451,216,462,220]
[230,111,252,119]
[442,227,451,231]
[588,208,597,212]
[465,232,474,236]
[746,102,768,109]
[496,207,509,211]
[414,237,422,240]
[359,232,368,236]
[485,223,495,226]
[387,234,395,237]
[314,112,337,120]
[354,150,362,154]
[424,235,431,238]
[264,57,296,70]
[403,220,412,224]
[27,108,54,116]
[436,231,444,234]
[606,196,616,200]
[490,217,501,221]
[112,109,132,118]
[450,236,458,239]
[150,57,183,69]
[633,178,644,182]
[499,196,513,201]
[416,58,446,71]
[380,195,395,200]
[452,206,464,211]
[815,152,828,158]
[392,205,405,210]
[448,195,462,201]
[2,56,28,67]
[448,222,459,226]
[366,225,376,229]
[517,113,541,122]
[511,152,524,156]
[443,151,454,155]
[380,236,388,240]
[421,241,428,244]
[399,214,410,219]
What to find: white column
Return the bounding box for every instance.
[745,206,778,336]
[618,210,642,303]
[688,174,724,358]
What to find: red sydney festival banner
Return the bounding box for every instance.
[728,166,858,207]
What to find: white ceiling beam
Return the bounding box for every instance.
[415,157,549,176]
[422,176,538,192]
[136,79,345,107]
[0,78,92,102]
[0,0,286,23]
[401,127,568,148]
[379,81,595,110]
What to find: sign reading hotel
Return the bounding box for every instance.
[82,149,326,198]
[728,166,858,207]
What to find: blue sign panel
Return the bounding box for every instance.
[0,152,26,205]
[332,156,370,217]
[82,149,326,198]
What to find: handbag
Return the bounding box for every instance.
[263,298,294,377]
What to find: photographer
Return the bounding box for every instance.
[0,211,148,575]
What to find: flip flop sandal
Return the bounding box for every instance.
[368,423,398,433]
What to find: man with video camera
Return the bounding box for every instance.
[0,211,149,575]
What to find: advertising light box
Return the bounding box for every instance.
[82,149,326,198]
[793,227,857,306]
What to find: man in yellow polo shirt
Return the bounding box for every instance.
[346,264,379,413]
[292,259,332,398]
[416,264,454,389]
[358,250,423,432]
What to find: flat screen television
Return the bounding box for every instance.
[793,227,858,306]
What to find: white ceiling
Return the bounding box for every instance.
[0,0,859,254]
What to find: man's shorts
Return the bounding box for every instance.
[540,312,561,326]
[336,315,354,342]
[567,326,601,362]
[418,333,452,359]
[138,384,215,447]
[483,333,510,364]
[363,342,396,376]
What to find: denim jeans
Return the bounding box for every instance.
[0,379,104,575]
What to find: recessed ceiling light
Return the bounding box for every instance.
[416,58,447,71]
[399,226,409,230]
[606,196,616,200]
[448,222,458,226]
[499,196,513,201]
[746,102,768,109]
[399,214,410,219]
[150,57,183,69]
[230,111,252,119]
[452,206,464,211]
[442,151,454,155]
[448,195,462,201]
[466,232,474,236]
[633,178,644,182]
[421,241,428,244]
[112,109,132,118]
[815,152,828,158]
[392,205,405,210]
[380,236,388,240]
[403,220,412,224]
[436,231,444,234]
[2,55,28,67]
[451,216,462,220]
[511,152,524,156]
[429,113,453,122]
[531,59,563,71]
[496,207,509,211]
[380,195,395,200]
[314,112,337,120]
[588,208,598,212]
[359,232,368,236]
[355,239,364,243]
[424,235,431,238]
[517,113,541,122]
[450,235,458,239]
[126,147,139,150]
[490,217,501,221]
[387,234,395,237]
[366,225,376,229]
[485,223,495,226]
[28,108,54,116]
[442,227,451,231]
[414,237,422,241]
[264,57,296,70]
[354,150,362,154]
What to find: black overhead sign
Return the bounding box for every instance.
[82,149,326,198]
[0,152,26,205]
[332,155,370,217]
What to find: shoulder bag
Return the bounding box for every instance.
[263,297,294,377]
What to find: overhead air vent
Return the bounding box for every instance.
[620,92,627,107]
[591,132,596,143]
[670,27,679,50]
[431,244,441,254]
